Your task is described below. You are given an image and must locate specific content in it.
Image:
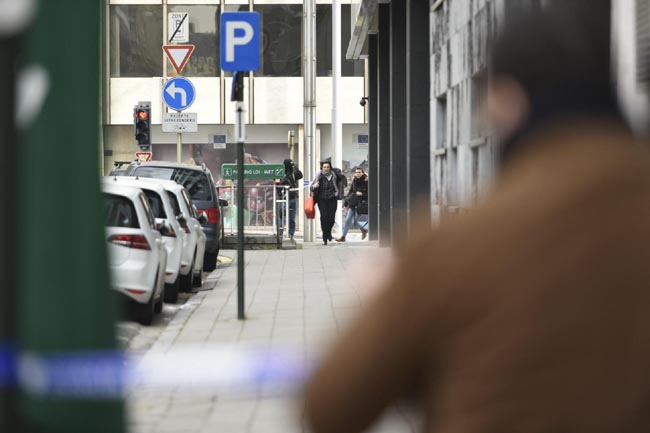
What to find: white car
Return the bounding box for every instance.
[103,177,185,303]
[133,178,208,288]
[102,183,168,325]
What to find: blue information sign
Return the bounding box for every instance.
[220,12,261,72]
[162,77,196,111]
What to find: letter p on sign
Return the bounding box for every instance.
[220,12,260,72]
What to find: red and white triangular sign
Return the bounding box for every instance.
[135,151,152,162]
[163,44,195,74]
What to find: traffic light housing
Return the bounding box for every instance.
[133,102,151,146]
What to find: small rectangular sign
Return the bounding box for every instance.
[162,112,197,133]
[211,134,227,150]
[169,12,190,43]
[221,163,285,180]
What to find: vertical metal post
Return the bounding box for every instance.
[272,182,277,236]
[176,131,182,163]
[303,0,317,242]
[332,0,343,235]
[234,72,246,320]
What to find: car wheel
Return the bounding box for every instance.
[134,293,155,326]
[180,255,194,292]
[154,290,164,313]
[203,251,218,272]
[164,277,180,303]
[192,263,203,287]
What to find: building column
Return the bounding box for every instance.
[368,34,379,241]
[378,3,392,247]
[390,0,408,245]
[406,0,431,232]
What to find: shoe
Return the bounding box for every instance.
[335,236,346,242]
[323,238,328,245]
[361,230,368,240]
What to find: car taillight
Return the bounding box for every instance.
[108,234,151,250]
[164,226,177,238]
[199,207,220,224]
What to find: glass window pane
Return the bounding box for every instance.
[168,5,220,77]
[103,194,140,229]
[110,5,163,77]
[316,5,364,77]
[254,4,302,77]
[167,192,182,217]
[143,190,167,219]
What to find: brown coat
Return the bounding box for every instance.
[303,122,650,433]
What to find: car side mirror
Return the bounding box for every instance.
[218,199,229,208]
[156,221,173,237]
[197,211,208,225]
[176,214,187,226]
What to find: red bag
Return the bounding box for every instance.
[305,194,316,219]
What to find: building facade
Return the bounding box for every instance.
[101,0,369,188]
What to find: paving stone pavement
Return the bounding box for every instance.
[126,242,420,433]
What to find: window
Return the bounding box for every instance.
[143,190,167,219]
[168,5,220,77]
[436,95,447,149]
[470,74,487,139]
[167,191,182,217]
[138,193,156,228]
[316,5,365,77]
[103,194,139,228]
[110,5,163,77]
[181,189,197,218]
[134,166,213,202]
[254,4,302,77]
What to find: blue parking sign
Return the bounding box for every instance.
[220,12,260,72]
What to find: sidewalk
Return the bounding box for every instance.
[127,242,419,433]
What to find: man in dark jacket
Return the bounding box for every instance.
[336,167,368,242]
[275,158,303,240]
[310,160,339,245]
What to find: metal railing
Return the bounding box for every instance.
[217,185,297,240]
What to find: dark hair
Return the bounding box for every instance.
[492,2,620,160]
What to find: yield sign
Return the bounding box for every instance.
[135,151,152,162]
[163,44,195,74]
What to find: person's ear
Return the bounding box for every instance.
[486,76,530,139]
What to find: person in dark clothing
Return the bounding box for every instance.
[336,167,369,242]
[275,158,303,240]
[310,161,339,245]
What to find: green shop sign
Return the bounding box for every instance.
[221,163,285,180]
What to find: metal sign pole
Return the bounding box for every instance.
[177,132,182,163]
[234,72,246,320]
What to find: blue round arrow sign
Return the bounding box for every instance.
[162,77,196,111]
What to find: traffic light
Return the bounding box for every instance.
[133,102,151,146]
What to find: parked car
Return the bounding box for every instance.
[101,183,168,325]
[125,161,226,272]
[133,177,208,288]
[103,177,185,302]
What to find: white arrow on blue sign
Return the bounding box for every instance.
[162,77,196,111]
[220,12,260,72]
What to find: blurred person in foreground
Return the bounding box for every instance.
[303,5,650,433]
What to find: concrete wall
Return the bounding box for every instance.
[429,0,499,222]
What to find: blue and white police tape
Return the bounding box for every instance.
[1,344,312,399]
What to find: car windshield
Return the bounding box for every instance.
[167,191,182,217]
[102,193,139,228]
[134,166,213,201]
[142,190,166,219]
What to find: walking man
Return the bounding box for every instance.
[336,167,369,242]
[310,160,339,245]
[276,158,303,240]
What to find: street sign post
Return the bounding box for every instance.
[162,112,197,132]
[162,77,196,111]
[221,12,261,321]
[163,45,195,75]
[168,12,189,43]
[221,164,285,180]
[220,12,260,72]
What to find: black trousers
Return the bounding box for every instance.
[317,198,338,240]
